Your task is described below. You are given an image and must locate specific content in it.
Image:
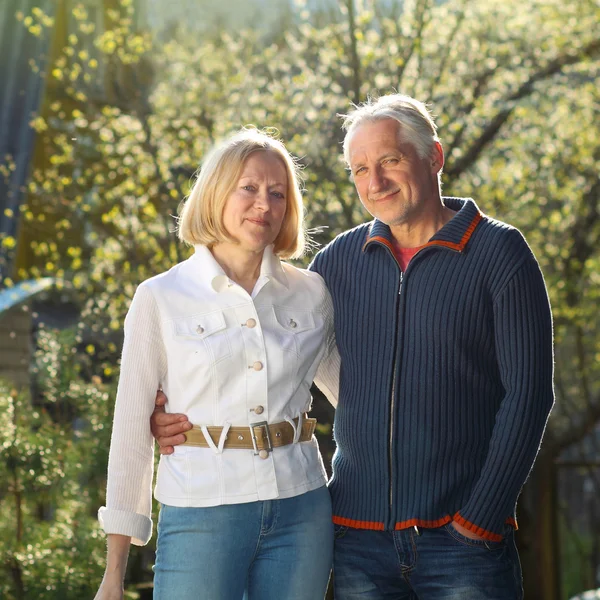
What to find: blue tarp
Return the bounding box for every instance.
[0,277,55,315]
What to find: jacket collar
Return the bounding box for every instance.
[191,244,289,292]
[363,197,483,253]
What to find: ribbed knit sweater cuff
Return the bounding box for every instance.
[98,507,152,546]
[452,511,508,542]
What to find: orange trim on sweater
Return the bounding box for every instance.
[332,515,385,530]
[452,512,517,542]
[394,515,452,530]
[364,212,482,254]
[334,513,517,537]
[428,212,482,252]
[363,235,395,254]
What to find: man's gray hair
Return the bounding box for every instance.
[341,94,440,164]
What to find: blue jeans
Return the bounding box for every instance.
[333,523,523,599]
[153,485,333,599]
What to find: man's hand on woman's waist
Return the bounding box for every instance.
[150,390,192,455]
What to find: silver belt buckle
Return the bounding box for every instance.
[250,421,272,455]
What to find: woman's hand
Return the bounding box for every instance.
[94,573,124,600]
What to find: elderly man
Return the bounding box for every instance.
[150,94,554,599]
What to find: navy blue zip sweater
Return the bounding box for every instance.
[310,197,554,540]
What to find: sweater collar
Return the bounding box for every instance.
[363,197,483,253]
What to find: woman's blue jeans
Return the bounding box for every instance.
[153,485,333,599]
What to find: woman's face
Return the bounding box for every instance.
[221,151,288,254]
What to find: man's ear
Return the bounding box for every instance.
[431,141,445,173]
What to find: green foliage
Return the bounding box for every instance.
[0,329,117,599]
[559,508,597,599]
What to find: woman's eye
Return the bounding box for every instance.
[271,191,285,199]
[242,185,255,192]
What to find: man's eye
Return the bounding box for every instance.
[354,167,366,175]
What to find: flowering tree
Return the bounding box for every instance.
[1,0,598,597]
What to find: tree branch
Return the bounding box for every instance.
[563,161,600,306]
[344,0,361,104]
[429,3,467,99]
[443,65,499,159]
[445,38,600,178]
[397,0,430,85]
[551,394,600,455]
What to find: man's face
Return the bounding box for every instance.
[347,119,442,227]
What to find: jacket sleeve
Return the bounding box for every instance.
[98,284,168,546]
[455,252,554,540]
[314,284,340,407]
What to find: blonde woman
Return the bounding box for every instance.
[95,129,338,600]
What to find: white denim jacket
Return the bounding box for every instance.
[98,245,339,545]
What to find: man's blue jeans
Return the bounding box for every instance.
[153,485,333,599]
[333,523,523,599]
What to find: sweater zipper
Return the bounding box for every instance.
[373,238,458,528]
[388,271,402,517]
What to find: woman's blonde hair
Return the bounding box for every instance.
[178,128,306,259]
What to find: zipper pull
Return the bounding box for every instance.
[399,272,403,295]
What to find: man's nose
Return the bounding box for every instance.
[369,167,386,194]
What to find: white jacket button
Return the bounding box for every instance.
[254,405,264,415]
[252,361,263,371]
[246,318,257,328]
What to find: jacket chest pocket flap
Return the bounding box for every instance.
[272,306,316,355]
[171,311,231,364]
